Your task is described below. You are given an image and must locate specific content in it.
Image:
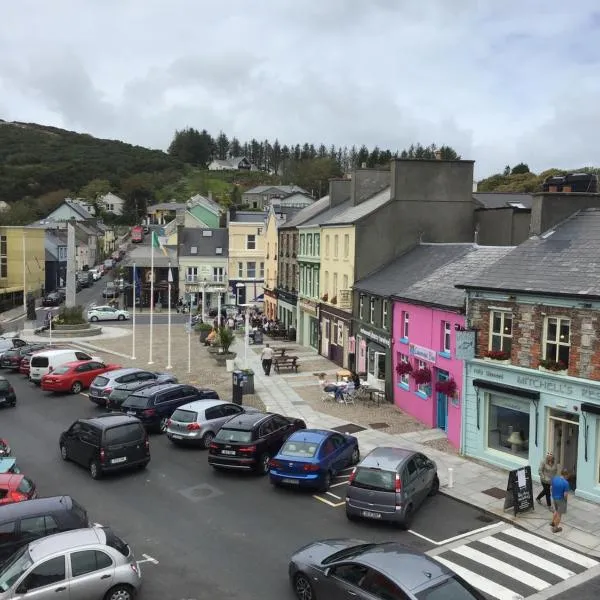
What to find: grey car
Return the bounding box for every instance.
[166,399,261,448]
[345,447,438,529]
[88,367,177,406]
[289,539,486,600]
[0,526,141,600]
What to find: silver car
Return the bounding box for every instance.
[88,368,177,406]
[166,399,260,448]
[345,447,438,529]
[0,526,141,600]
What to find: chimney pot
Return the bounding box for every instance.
[434,150,442,160]
[361,162,367,169]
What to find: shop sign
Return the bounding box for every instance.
[409,343,436,363]
[299,300,317,316]
[455,330,476,360]
[359,327,390,348]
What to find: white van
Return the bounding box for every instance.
[29,349,100,383]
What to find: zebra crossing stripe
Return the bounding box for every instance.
[434,556,524,600]
[502,527,599,569]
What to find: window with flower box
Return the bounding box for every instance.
[397,353,410,386]
[415,360,429,396]
[489,311,512,353]
[543,317,570,368]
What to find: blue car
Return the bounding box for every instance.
[269,429,360,492]
[0,457,20,474]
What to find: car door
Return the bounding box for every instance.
[157,388,186,419]
[414,453,435,495]
[257,418,277,455]
[135,371,156,382]
[219,404,244,428]
[78,424,101,467]
[402,458,424,507]
[360,568,411,600]
[64,422,86,464]
[68,548,115,600]
[73,363,94,387]
[204,405,226,432]
[0,520,17,562]
[320,562,370,600]
[14,555,68,597]
[268,415,294,454]
[328,433,352,472]
[17,515,58,547]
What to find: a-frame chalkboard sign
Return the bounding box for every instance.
[504,465,535,516]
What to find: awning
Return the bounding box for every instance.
[252,294,264,302]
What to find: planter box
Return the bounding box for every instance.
[198,330,210,343]
[482,357,510,365]
[538,366,568,375]
[207,346,222,354]
[213,352,237,366]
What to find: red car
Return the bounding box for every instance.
[0,473,37,505]
[41,360,122,394]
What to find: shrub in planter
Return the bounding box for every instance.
[54,306,86,325]
[412,368,431,385]
[539,359,567,371]
[217,326,235,355]
[195,322,212,341]
[435,379,458,397]
[395,362,413,377]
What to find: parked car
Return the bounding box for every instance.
[89,368,177,406]
[121,384,219,433]
[0,439,9,457]
[41,292,63,307]
[105,381,164,411]
[1,344,46,371]
[345,447,439,528]
[41,360,122,394]
[19,347,53,376]
[0,338,27,361]
[0,526,142,600]
[29,349,98,384]
[0,474,37,505]
[166,400,261,448]
[89,268,102,281]
[59,415,150,479]
[288,539,486,600]
[0,378,16,408]
[87,305,129,322]
[208,412,306,474]
[104,258,114,270]
[269,429,360,492]
[0,495,89,564]
[101,286,119,299]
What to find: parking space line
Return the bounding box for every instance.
[330,481,348,488]
[325,491,341,499]
[409,522,503,546]
[313,495,345,508]
[80,393,89,397]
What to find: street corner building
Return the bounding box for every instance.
[457,203,600,503]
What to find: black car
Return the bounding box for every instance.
[41,292,63,307]
[59,414,150,479]
[0,495,89,563]
[208,412,306,474]
[121,383,220,433]
[1,344,46,371]
[106,380,165,410]
[0,377,16,408]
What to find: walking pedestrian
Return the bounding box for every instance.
[550,468,570,533]
[537,452,557,509]
[261,344,274,376]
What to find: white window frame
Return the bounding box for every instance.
[259,262,264,278]
[402,311,409,339]
[543,316,571,366]
[212,267,224,283]
[359,294,365,319]
[416,359,428,395]
[442,321,451,354]
[398,353,410,386]
[247,234,256,250]
[369,298,375,324]
[382,300,388,328]
[238,262,243,278]
[489,310,513,352]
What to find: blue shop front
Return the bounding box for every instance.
[463,359,600,504]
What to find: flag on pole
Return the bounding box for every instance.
[134,264,142,296]
[152,231,168,256]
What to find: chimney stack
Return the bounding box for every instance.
[361,162,367,168]
[434,150,442,160]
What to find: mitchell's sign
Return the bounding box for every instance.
[359,328,391,348]
[409,343,437,364]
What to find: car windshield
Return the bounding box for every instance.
[322,543,377,565]
[415,576,485,599]
[0,547,33,592]
[122,394,150,408]
[280,440,319,458]
[214,428,252,443]
[52,366,70,375]
[104,424,144,445]
[102,527,130,557]
[109,389,132,401]
[94,376,110,387]
[0,380,10,391]
[352,467,396,491]
[17,477,33,495]
[171,409,197,423]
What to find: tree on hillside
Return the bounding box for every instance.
[168,128,214,167]
[79,178,111,200]
[215,132,229,160]
[356,145,369,167]
[271,140,282,174]
[229,137,242,157]
[230,185,242,206]
[121,174,155,224]
[282,157,342,197]
[511,163,530,175]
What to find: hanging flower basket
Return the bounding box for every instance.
[412,368,431,385]
[395,362,413,377]
[435,379,458,397]
[321,293,328,302]
[484,350,511,361]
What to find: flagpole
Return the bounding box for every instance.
[22,232,26,316]
[244,308,250,368]
[166,262,172,370]
[131,263,137,359]
[148,234,154,365]
[187,297,192,374]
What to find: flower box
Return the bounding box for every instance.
[482,357,510,365]
[538,359,568,375]
[538,366,567,375]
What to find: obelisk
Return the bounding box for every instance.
[66,222,77,308]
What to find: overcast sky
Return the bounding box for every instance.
[1,1,598,178]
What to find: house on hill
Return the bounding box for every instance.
[208,156,256,171]
[242,185,311,209]
[98,192,125,215]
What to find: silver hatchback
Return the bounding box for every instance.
[345,447,438,529]
[0,526,141,600]
[166,399,260,448]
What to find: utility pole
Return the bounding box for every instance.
[66,222,77,308]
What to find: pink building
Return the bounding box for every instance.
[392,302,465,447]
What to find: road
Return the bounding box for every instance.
[3,371,511,600]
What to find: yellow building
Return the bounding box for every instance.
[227,211,267,306]
[263,209,279,319]
[319,225,355,367]
[0,227,46,308]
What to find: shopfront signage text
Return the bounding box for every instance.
[516,375,574,396]
[409,343,436,364]
[359,328,391,348]
[472,366,505,380]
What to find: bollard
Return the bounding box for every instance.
[448,467,454,489]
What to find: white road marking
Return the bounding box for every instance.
[409,521,503,546]
[312,495,345,508]
[325,491,341,499]
[330,481,349,488]
[137,553,159,565]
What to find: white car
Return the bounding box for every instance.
[87,305,130,321]
[89,268,102,281]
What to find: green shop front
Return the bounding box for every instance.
[463,359,600,503]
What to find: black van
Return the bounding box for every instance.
[0,495,88,563]
[59,414,150,479]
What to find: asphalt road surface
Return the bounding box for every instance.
[2,372,501,600]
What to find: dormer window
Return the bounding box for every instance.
[215,247,223,255]
[190,246,198,254]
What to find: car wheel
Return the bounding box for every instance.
[202,431,215,449]
[104,584,134,600]
[293,573,316,600]
[429,475,440,496]
[10,400,16,407]
[257,453,270,475]
[158,417,169,433]
[71,381,83,394]
[319,471,332,492]
[117,314,125,321]
[345,509,358,522]
[60,444,68,461]
[350,446,360,465]
[90,316,99,322]
[90,460,102,479]
[400,504,414,530]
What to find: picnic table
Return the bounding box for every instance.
[273,355,300,373]
[361,386,385,405]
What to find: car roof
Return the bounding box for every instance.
[58,360,97,369]
[0,496,74,519]
[101,367,145,379]
[177,399,230,413]
[29,527,104,562]
[287,429,333,443]
[78,414,142,429]
[130,382,188,396]
[221,412,270,430]
[359,447,417,470]
[33,349,78,358]
[0,376,8,382]
[355,543,450,592]
[113,380,161,392]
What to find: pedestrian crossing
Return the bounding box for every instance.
[430,526,598,600]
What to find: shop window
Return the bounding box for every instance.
[544,317,571,367]
[369,298,375,324]
[489,311,512,352]
[369,349,386,381]
[442,321,451,354]
[402,311,409,340]
[416,360,429,395]
[397,353,410,386]
[487,395,530,459]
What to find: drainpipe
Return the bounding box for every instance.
[460,292,470,456]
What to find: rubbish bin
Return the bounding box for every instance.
[288,327,296,341]
[241,371,255,394]
[232,370,244,405]
[253,330,263,345]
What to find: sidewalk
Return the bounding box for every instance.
[233,336,600,558]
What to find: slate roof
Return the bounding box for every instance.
[147,202,186,212]
[473,192,534,210]
[62,200,93,220]
[323,186,391,225]
[354,243,515,309]
[244,184,309,196]
[229,211,265,223]
[178,228,228,257]
[457,207,600,298]
[280,196,331,229]
[300,199,352,228]
[188,194,221,215]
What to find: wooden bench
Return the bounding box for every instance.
[274,357,299,373]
